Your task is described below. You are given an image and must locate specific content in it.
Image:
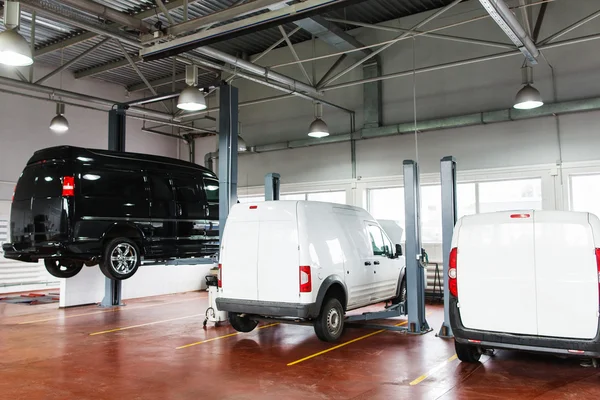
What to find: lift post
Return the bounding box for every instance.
[403,160,431,334]
[264,173,280,201]
[218,83,239,241]
[100,105,127,308]
[438,156,457,338]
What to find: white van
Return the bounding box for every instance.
[450,210,600,362]
[216,201,406,342]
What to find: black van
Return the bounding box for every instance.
[2,146,220,280]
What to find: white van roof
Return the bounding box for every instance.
[228,200,375,221]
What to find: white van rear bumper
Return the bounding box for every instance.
[450,298,600,357]
[216,298,319,319]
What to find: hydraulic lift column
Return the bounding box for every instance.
[438,156,457,338]
[403,160,430,334]
[264,173,280,201]
[100,104,126,307]
[218,83,239,241]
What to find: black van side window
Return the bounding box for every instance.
[203,178,219,203]
[172,177,202,202]
[150,176,174,201]
[81,170,145,199]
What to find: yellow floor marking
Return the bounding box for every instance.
[287,319,409,366]
[18,296,207,325]
[89,314,204,336]
[409,354,458,386]
[176,322,280,350]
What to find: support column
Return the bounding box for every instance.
[264,173,281,201]
[403,160,430,334]
[218,84,239,240]
[438,156,457,338]
[101,104,126,307]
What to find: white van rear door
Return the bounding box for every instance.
[220,219,260,301]
[256,204,300,303]
[457,211,538,335]
[534,211,599,339]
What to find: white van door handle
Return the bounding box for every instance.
[364,261,371,266]
[374,261,380,265]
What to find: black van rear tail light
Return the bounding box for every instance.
[62,176,75,197]
[449,247,458,298]
[299,266,312,293]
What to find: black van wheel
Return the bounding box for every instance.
[314,297,345,342]
[229,313,258,333]
[455,340,481,363]
[44,259,83,278]
[100,238,140,280]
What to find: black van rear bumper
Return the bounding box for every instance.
[216,298,319,319]
[2,242,92,262]
[450,298,600,357]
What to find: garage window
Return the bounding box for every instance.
[571,174,600,217]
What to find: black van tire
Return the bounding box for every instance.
[314,297,345,342]
[100,238,141,280]
[44,259,83,278]
[455,340,481,363]
[229,313,258,333]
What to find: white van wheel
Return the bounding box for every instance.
[229,313,258,333]
[314,298,345,342]
[455,340,481,363]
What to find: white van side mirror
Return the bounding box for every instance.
[395,244,403,258]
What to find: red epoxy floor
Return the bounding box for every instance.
[1,291,599,399]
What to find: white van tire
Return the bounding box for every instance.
[455,340,481,363]
[314,297,345,342]
[229,313,258,333]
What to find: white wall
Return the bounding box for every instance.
[0,63,178,199]
[192,0,600,187]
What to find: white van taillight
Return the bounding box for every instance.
[62,176,75,197]
[595,249,600,304]
[299,266,312,293]
[218,264,222,288]
[510,213,531,219]
[449,247,458,298]
[249,205,258,210]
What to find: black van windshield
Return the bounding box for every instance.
[14,164,64,200]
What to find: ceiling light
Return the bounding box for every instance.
[0,3,33,67]
[308,102,329,138]
[177,64,206,111]
[308,118,329,138]
[514,66,543,110]
[50,103,69,134]
[514,85,543,110]
[177,86,206,111]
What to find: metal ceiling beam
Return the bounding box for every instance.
[538,8,600,45]
[478,0,539,63]
[532,2,549,43]
[36,37,111,84]
[161,0,289,38]
[279,26,313,85]
[58,0,152,33]
[155,0,175,25]
[74,56,140,79]
[141,0,365,59]
[319,0,463,88]
[324,18,516,49]
[34,0,198,57]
